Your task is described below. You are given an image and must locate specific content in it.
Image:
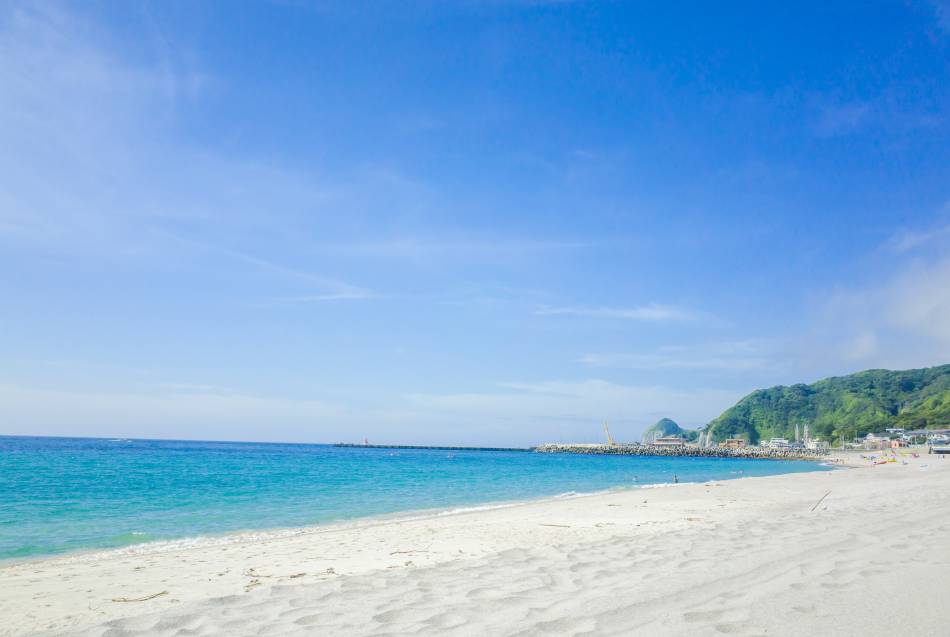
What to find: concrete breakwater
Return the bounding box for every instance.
[535,443,829,461]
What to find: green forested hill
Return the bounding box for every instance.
[707,364,950,444]
[641,418,700,443]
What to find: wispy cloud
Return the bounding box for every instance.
[826,208,950,365]
[153,382,243,395]
[264,291,382,306]
[807,88,946,140]
[535,303,705,322]
[809,254,950,369]
[578,354,766,372]
[159,230,377,301]
[812,100,871,138]
[933,0,950,34]
[888,220,950,253]
[578,339,774,372]
[318,237,590,263]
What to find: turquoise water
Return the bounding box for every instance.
[0,436,831,561]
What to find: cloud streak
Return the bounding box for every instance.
[535,303,706,322]
[577,339,776,372]
[933,0,950,34]
[578,354,768,372]
[317,237,591,263]
[888,220,950,253]
[159,230,377,301]
[809,254,950,370]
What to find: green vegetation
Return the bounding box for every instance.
[641,418,700,443]
[707,364,950,444]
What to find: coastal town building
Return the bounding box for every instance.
[863,433,892,451]
[720,438,746,449]
[902,430,931,444]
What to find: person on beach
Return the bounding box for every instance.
[673,475,678,483]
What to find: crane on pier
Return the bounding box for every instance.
[603,421,616,446]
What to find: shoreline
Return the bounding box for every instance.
[1,487,608,569]
[1,455,832,568]
[7,451,945,636]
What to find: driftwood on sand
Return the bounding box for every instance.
[810,490,832,512]
[110,591,168,603]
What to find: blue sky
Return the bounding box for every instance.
[2,1,950,445]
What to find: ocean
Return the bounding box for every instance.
[0,436,832,561]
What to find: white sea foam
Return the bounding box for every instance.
[637,481,700,489]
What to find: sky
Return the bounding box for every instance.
[2,1,950,446]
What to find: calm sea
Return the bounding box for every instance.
[0,436,831,561]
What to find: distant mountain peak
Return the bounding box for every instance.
[642,418,700,443]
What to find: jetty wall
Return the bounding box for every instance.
[534,443,829,461]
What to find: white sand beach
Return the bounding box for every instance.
[5,453,950,637]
